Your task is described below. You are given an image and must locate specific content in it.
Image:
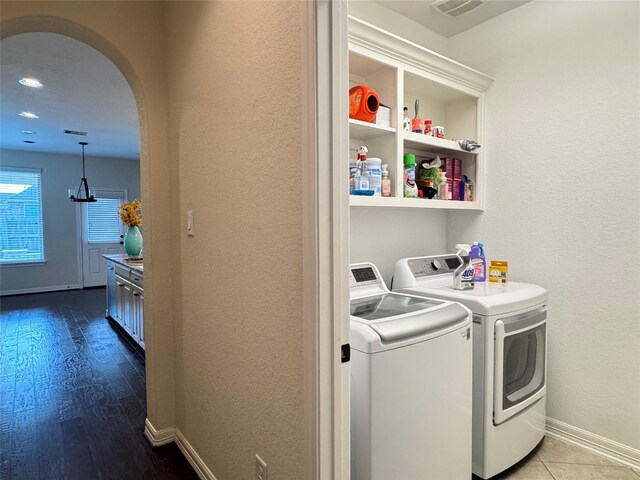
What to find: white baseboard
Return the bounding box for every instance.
[144,418,175,447]
[175,428,218,480]
[144,418,217,480]
[0,284,81,296]
[546,417,640,469]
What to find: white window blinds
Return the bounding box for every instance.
[86,191,125,243]
[0,167,45,264]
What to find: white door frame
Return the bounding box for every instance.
[304,0,350,478]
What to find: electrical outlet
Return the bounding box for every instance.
[255,454,267,480]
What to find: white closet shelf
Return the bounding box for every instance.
[349,119,396,140]
[349,195,481,210]
[403,132,477,157]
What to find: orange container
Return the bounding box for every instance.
[349,85,380,123]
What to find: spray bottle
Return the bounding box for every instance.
[355,146,369,191]
[453,243,475,290]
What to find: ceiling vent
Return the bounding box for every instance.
[431,0,488,17]
[64,129,88,136]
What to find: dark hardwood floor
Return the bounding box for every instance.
[0,288,197,480]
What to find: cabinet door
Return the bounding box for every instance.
[131,287,143,346]
[138,292,144,349]
[106,262,117,319]
[122,283,132,333]
[115,276,126,326]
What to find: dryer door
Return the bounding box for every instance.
[493,306,547,425]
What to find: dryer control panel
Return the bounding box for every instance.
[408,255,462,278]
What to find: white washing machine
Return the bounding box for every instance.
[393,255,548,479]
[349,262,473,480]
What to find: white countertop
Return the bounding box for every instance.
[103,254,143,274]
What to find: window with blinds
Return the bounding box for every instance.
[0,167,45,264]
[86,192,125,243]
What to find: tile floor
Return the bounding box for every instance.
[493,435,640,480]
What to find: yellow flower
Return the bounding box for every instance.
[118,199,142,227]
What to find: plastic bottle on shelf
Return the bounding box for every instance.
[403,154,418,198]
[437,171,448,200]
[366,158,382,196]
[469,242,486,282]
[381,164,391,197]
[402,107,411,132]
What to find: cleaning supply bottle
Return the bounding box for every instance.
[453,244,475,290]
[470,242,486,282]
[437,171,448,200]
[402,107,411,132]
[355,146,369,191]
[381,164,391,197]
[403,154,418,198]
[366,157,382,196]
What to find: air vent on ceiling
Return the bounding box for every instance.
[432,0,488,17]
[64,129,88,136]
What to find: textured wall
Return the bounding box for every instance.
[447,1,640,449]
[0,149,140,292]
[166,2,305,478]
[1,0,176,432]
[350,208,448,285]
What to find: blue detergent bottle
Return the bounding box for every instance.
[470,242,486,282]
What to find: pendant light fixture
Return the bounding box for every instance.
[69,141,96,202]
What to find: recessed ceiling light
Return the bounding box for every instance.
[23,140,37,144]
[19,111,39,119]
[18,77,43,88]
[21,130,37,135]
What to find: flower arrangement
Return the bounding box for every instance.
[118,199,142,227]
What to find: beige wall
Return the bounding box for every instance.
[2,1,307,478]
[165,2,305,478]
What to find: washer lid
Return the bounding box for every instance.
[350,293,470,351]
[350,293,442,321]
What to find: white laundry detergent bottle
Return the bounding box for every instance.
[453,243,475,290]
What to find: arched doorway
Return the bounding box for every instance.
[1,10,182,478]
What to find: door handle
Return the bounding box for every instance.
[119,241,124,245]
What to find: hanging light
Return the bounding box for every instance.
[69,141,96,202]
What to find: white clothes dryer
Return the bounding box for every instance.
[393,255,548,479]
[349,262,473,480]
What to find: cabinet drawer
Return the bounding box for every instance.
[130,272,143,288]
[115,266,130,279]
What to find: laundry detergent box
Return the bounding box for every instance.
[489,261,508,283]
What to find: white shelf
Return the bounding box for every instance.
[403,131,476,157]
[349,195,481,210]
[349,119,395,140]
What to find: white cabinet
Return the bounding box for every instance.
[107,258,144,350]
[348,17,493,210]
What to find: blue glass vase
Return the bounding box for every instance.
[124,226,143,258]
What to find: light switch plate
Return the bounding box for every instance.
[186,210,194,236]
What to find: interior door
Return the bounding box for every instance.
[80,188,127,287]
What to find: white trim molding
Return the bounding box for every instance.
[546,417,640,469]
[174,429,218,480]
[348,15,494,93]
[144,419,217,480]
[144,418,175,447]
[0,284,81,296]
